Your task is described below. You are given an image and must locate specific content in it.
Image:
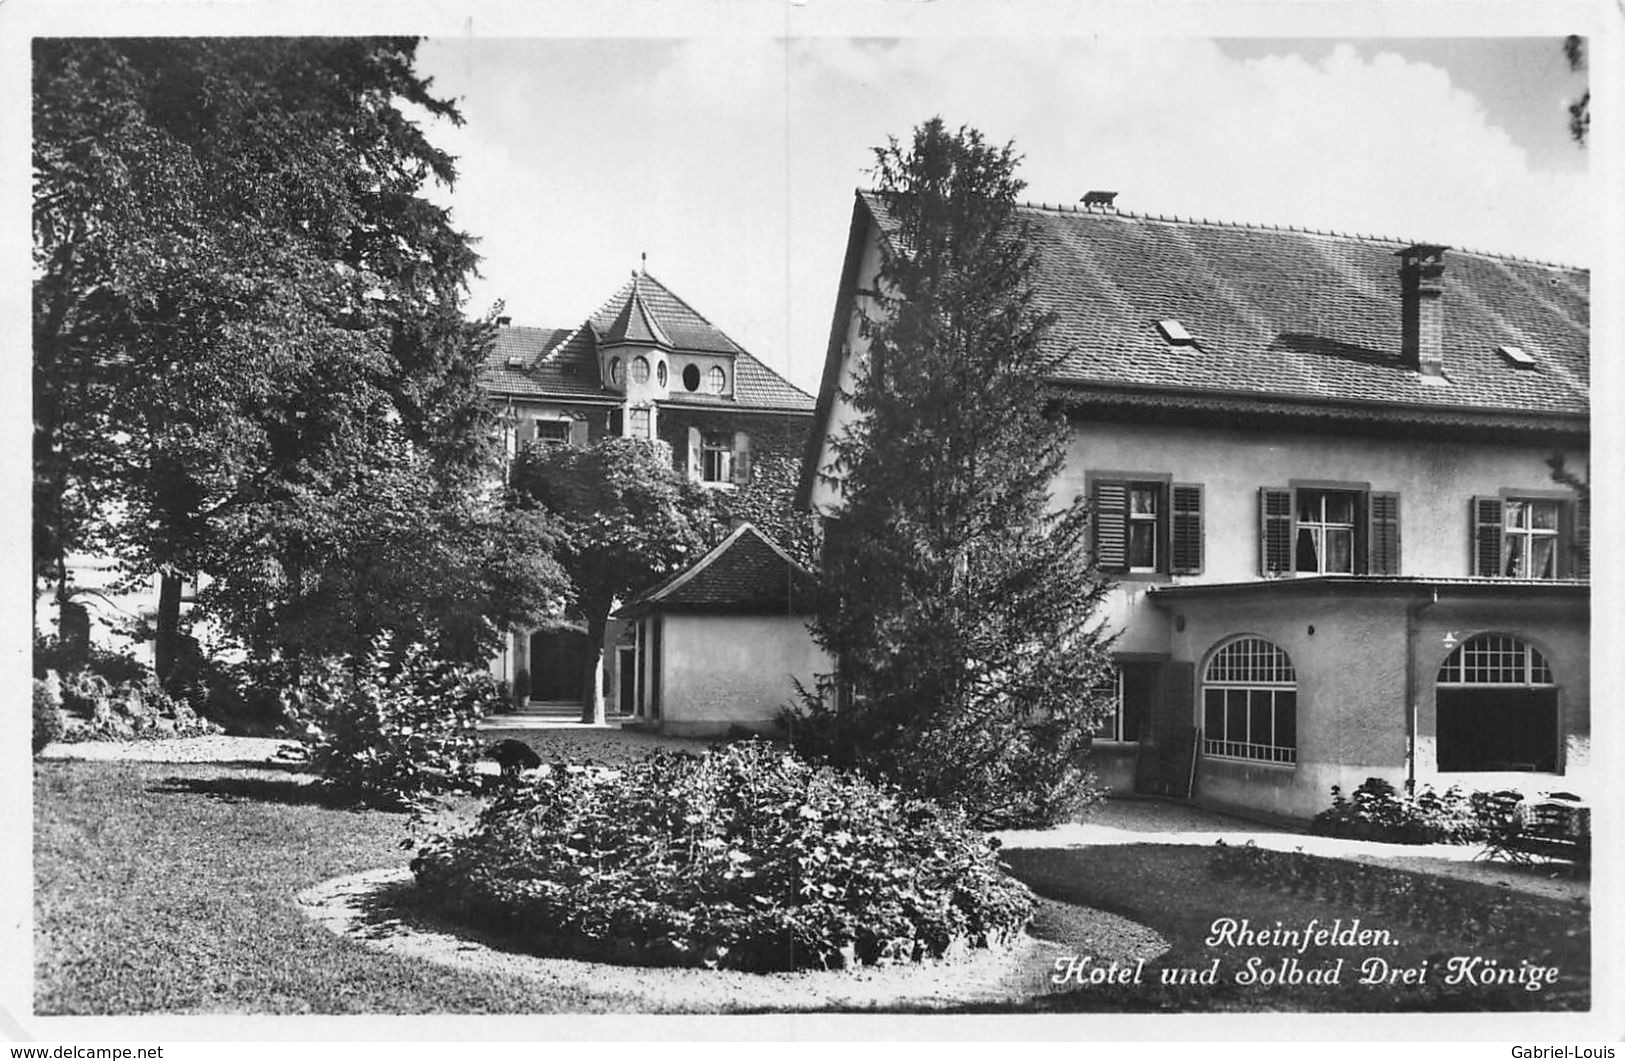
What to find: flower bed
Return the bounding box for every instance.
[410,741,1034,972]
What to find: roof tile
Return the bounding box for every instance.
[861,191,1588,418]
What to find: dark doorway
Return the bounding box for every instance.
[1436,688,1559,772]
[529,628,588,702]
[618,647,636,716]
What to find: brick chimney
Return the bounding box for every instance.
[1397,244,1448,378]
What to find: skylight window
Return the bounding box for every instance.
[506,355,525,369]
[1498,345,1536,368]
[1157,319,1195,345]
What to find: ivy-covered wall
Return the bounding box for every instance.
[657,409,817,568]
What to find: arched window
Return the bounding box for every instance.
[1436,634,1558,772]
[1202,636,1297,764]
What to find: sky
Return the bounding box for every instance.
[409,29,1594,397]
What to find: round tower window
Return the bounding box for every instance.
[631,356,650,384]
[608,357,623,386]
[707,366,726,394]
[682,364,701,391]
[656,360,668,387]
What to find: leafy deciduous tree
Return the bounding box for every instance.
[797,118,1117,828]
[511,437,716,723]
[33,38,552,673]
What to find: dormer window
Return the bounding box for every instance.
[1498,345,1537,368]
[608,357,623,386]
[1157,319,1195,345]
[708,366,727,394]
[631,356,650,384]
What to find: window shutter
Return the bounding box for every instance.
[1170,484,1204,575]
[1259,488,1293,576]
[1562,497,1589,579]
[1471,496,1503,576]
[1093,480,1128,571]
[686,426,701,480]
[1368,492,1401,575]
[732,431,752,486]
[568,418,589,447]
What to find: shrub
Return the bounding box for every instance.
[298,636,501,809]
[786,685,1105,830]
[411,740,1034,972]
[54,668,221,743]
[34,676,65,754]
[1310,777,1487,845]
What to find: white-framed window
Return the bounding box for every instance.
[631,356,651,384]
[1471,495,1580,580]
[1128,485,1160,572]
[1501,499,1561,579]
[1089,473,1204,579]
[1295,489,1357,574]
[1437,633,1554,686]
[1260,484,1401,577]
[707,366,727,394]
[701,431,734,482]
[608,357,623,386]
[629,407,651,438]
[1202,636,1297,765]
[656,360,668,387]
[686,427,752,487]
[533,419,570,446]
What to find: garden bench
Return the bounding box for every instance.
[1478,793,1590,868]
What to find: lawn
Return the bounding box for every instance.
[991,844,1589,1013]
[33,749,1590,1015]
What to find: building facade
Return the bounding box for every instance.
[483,269,815,712]
[616,522,827,735]
[799,191,1589,820]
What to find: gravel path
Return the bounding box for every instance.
[295,869,1167,1012]
[998,798,1589,901]
[38,734,305,765]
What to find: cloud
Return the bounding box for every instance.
[417,36,1591,393]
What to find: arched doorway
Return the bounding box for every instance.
[529,627,589,702]
[1435,633,1558,772]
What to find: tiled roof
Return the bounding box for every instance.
[596,276,674,348]
[480,272,814,412]
[590,273,739,355]
[484,326,612,400]
[860,191,1589,419]
[620,523,817,614]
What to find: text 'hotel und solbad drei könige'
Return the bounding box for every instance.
[1050,918,1563,992]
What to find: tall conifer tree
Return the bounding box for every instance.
[801,119,1116,827]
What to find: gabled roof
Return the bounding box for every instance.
[859,190,1588,420]
[481,271,815,413]
[618,523,817,616]
[799,190,1589,506]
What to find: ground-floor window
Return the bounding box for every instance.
[1436,633,1559,772]
[1100,661,1155,741]
[1201,636,1297,764]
